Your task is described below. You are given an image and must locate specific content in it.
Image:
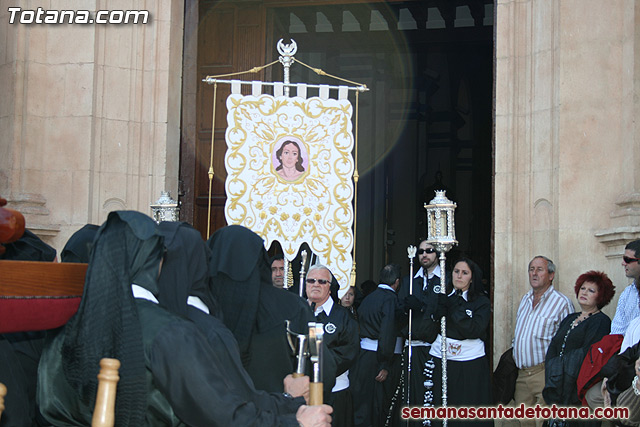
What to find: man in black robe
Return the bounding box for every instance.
[351,263,404,427]
[306,264,359,426]
[397,239,444,414]
[207,225,334,393]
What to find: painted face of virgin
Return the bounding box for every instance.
[281,143,299,168]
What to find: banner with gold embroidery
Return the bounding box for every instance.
[224,93,354,289]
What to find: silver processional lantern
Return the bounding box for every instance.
[424,190,457,426]
[150,191,180,224]
[425,190,457,253]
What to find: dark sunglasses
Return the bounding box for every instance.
[306,278,330,285]
[623,255,640,264]
[417,248,436,255]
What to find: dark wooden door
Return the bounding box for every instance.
[181,1,267,238]
[181,0,493,284]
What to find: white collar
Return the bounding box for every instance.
[378,283,395,293]
[187,296,210,314]
[447,288,469,301]
[414,264,441,280]
[131,284,159,304]
[310,296,334,316]
[132,284,210,314]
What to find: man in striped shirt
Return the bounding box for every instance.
[610,240,640,335]
[512,256,574,427]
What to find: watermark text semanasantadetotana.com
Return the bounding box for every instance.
[401,404,630,421]
[8,7,149,25]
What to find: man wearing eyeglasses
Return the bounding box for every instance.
[397,239,444,411]
[585,241,640,411]
[306,264,359,427]
[610,240,640,335]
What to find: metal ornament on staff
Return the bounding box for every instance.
[424,190,457,427]
[285,320,308,378]
[299,250,308,298]
[308,322,325,405]
[283,258,291,290]
[406,245,417,410]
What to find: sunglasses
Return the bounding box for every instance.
[306,278,330,285]
[417,248,436,255]
[623,256,640,264]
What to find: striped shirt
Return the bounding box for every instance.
[513,285,574,369]
[610,283,640,335]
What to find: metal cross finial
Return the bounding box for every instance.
[277,39,297,97]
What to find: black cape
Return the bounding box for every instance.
[207,225,316,392]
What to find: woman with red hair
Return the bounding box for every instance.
[543,271,615,417]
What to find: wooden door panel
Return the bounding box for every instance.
[189,2,266,238]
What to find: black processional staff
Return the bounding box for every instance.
[406,245,417,411]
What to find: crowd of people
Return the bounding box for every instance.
[3,212,640,426]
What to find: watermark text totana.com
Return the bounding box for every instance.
[8,7,149,25]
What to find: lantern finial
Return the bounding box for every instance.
[424,190,457,254]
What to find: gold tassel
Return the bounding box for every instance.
[349,263,357,288]
[287,261,295,289]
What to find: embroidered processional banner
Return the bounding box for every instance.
[224,92,354,289]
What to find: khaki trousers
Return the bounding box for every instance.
[513,363,546,427]
[585,380,604,409]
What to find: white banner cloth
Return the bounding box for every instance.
[224,94,354,290]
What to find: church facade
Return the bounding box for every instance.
[1,0,638,363]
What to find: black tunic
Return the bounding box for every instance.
[139,300,302,426]
[543,311,611,405]
[207,225,316,393]
[320,302,359,387]
[396,273,443,413]
[428,292,493,427]
[245,286,315,393]
[316,301,359,426]
[351,286,403,427]
[38,300,302,426]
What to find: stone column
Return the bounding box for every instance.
[0,1,184,252]
[494,0,639,364]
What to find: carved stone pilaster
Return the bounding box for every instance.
[5,193,60,238]
[595,193,640,259]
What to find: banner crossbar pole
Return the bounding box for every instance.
[202,77,369,93]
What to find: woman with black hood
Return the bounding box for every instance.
[156,221,311,410]
[38,211,331,426]
[60,224,99,263]
[206,225,337,394]
[207,225,344,400]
